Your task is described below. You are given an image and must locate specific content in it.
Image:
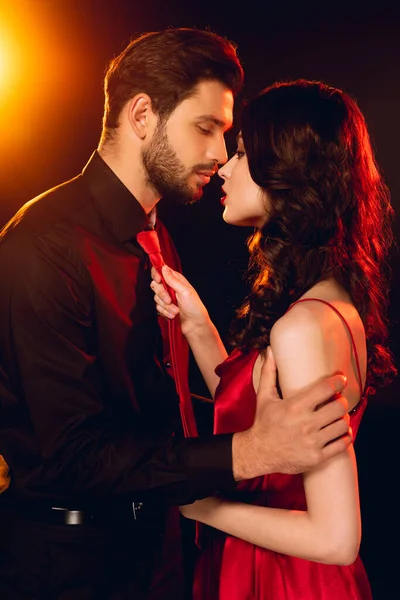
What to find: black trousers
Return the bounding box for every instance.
[0,505,185,600]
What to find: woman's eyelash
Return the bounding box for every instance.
[235,151,245,159]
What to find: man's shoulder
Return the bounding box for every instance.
[0,174,98,278]
[0,175,88,241]
[0,175,96,294]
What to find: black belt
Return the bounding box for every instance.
[48,501,144,525]
[2,500,149,527]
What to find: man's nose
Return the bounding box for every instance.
[207,135,228,166]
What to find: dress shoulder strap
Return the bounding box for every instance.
[286,298,364,396]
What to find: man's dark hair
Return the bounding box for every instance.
[102,27,244,140]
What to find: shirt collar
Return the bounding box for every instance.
[81,150,151,243]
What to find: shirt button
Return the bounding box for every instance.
[164,361,171,368]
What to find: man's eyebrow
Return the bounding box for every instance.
[196,115,232,130]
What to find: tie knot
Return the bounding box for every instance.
[137,229,165,270]
[137,229,162,256]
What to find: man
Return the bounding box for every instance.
[0,28,350,599]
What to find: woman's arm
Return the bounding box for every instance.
[185,319,228,398]
[181,306,361,565]
[151,265,227,397]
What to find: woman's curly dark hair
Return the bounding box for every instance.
[231,79,396,393]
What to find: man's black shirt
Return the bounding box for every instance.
[0,151,234,508]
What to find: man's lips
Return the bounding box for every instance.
[196,171,216,186]
[197,170,217,178]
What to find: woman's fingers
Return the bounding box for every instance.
[150,279,172,305]
[154,293,179,318]
[150,266,162,283]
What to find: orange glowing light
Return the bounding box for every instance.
[0,13,36,153]
[0,46,6,79]
[0,22,19,105]
[0,30,10,87]
[0,5,89,157]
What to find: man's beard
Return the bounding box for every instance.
[141,122,216,205]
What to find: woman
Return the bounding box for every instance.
[151,80,396,599]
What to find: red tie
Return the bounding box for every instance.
[137,229,198,438]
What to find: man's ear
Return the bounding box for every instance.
[127,93,155,139]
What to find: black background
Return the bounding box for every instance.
[1,2,399,597]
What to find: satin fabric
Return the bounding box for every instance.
[137,229,198,437]
[194,315,372,599]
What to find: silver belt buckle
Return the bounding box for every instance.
[132,501,143,520]
[52,507,85,525]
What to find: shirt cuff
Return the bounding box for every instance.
[176,433,236,502]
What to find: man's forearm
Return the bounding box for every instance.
[232,429,272,481]
[39,428,235,505]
